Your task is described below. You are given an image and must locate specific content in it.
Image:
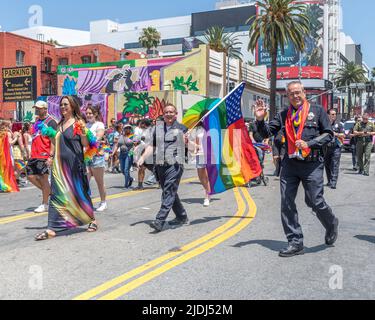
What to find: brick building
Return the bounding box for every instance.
[0,32,139,119]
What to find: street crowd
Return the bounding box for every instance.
[1,82,375,257]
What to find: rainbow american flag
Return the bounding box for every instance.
[202,83,262,195]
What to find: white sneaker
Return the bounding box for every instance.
[34,204,48,213]
[96,202,108,212]
[204,199,210,207]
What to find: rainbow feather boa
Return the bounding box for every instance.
[34,121,57,139]
[35,120,99,164]
[73,122,99,164]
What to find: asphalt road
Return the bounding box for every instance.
[0,153,374,300]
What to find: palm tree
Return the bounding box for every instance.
[46,38,60,46]
[204,26,243,94]
[247,0,310,119]
[334,62,367,117]
[203,26,243,60]
[139,27,161,57]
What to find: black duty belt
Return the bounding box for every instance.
[291,149,323,163]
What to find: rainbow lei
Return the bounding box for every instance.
[73,123,99,164]
[291,106,303,128]
[101,144,112,154]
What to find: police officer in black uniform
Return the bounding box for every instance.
[138,104,188,233]
[254,81,339,257]
[324,109,345,189]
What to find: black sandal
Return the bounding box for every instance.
[87,222,98,233]
[35,231,55,241]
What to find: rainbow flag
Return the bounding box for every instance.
[0,134,20,193]
[14,160,27,171]
[202,83,262,195]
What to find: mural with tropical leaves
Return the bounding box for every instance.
[172,75,199,92]
[119,91,175,125]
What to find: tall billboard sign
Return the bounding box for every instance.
[255,0,325,80]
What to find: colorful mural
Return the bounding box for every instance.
[172,75,199,92]
[163,48,208,95]
[39,94,109,124]
[57,46,209,97]
[117,90,175,125]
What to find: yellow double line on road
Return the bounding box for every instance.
[0,178,198,226]
[74,187,256,300]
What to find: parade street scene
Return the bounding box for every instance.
[0,0,374,302]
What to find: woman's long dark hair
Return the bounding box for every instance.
[59,96,84,125]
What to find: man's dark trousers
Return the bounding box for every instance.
[155,164,187,222]
[280,158,336,247]
[324,145,342,186]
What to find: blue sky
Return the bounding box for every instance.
[0,0,373,68]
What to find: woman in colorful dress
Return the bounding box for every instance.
[85,105,107,212]
[0,120,19,193]
[35,96,98,241]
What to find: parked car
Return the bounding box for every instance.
[343,120,355,152]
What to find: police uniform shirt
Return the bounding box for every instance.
[332,121,344,135]
[354,121,375,143]
[151,120,188,165]
[329,121,344,147]
[249,121,264,143]
[256,104,334,153]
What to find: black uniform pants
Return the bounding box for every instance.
[155,164,187,222]
[324,146,342,186]
[280,158,336,247]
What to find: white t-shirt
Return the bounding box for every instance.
[189,126,205,156]
[134,127,144,141]
[87,121,105,139]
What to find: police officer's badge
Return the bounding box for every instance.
[307,112,315,121]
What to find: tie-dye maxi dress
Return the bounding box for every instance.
[48,124,95,232]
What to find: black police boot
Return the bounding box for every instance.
[330,183,337,189]
[150,220,168,233]
[326,182,332,188]
[169,216,189,227]
[279,244,305,258]
[325,218,339,246]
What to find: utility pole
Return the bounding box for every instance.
[227,47,232,95]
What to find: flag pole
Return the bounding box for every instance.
[187,81,245,135]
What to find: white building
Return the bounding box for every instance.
[90,16,191,52]
[11,26,90,46]
[89,3,256,61]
